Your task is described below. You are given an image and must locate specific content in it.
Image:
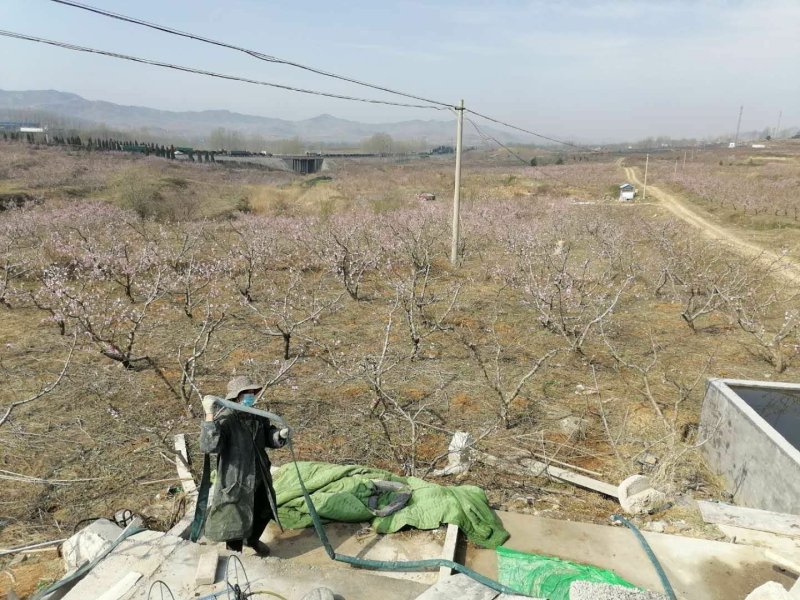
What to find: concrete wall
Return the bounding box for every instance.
[700,379,800,514]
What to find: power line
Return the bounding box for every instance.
[0,29,448,111]
[466,108,581,148]
[47,0,584,147]
[465,115,530,166]
[47,0,455,109]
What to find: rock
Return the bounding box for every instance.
[61,518,123,571]
[745,581,793,600]
[559,416,588,439]
[637,453,658,468]
[619,475,652,497]
[433,431,474,477]
[569,581,668,599]
[646,520,666,533]
[621,488,668,515]
[618,475,668,515]
[301,587,336,600]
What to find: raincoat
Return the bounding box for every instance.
[199,408,286,541]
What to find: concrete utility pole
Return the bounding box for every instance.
[643,153,649,200]
[450,99,464,266]
[683,150,687,170]
[775,110,782,139]
[674,158,678,176]
[734,105,743,146]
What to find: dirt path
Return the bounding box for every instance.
[623,165,800,284]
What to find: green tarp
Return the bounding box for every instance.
[496,546,638,600]
[273,461,510,549]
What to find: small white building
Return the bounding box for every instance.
[619,183,636,201]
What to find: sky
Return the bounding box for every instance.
[0,0,798,142]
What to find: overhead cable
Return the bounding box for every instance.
[465,115,530,166]
[466,108,581,148]
[48,0,455,109]
[0,30,448,110]
[48,0,584,145]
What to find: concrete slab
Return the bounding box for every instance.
[464,511,796,600]
[439,524,460,580]
[95,571,141,600]
[59,528,431,600]
[718,525,800,566]
[414,573,508,600]
[61,519,122,571]
[699,501,800,538]
[262,520,445,584]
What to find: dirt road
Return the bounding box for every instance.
[623,165,800,284]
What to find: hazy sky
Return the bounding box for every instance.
[1,0,798,142]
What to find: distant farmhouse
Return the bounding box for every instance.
[619,182,636,201]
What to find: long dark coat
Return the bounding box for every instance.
[199,408,285,541]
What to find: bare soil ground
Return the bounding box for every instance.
[624,164,800,283]
[1,141,799,598]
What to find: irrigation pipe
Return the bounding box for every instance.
[611,514,677,600]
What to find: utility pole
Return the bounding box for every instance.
[683,150,687,170]
[450,99,464,266]
[775,110,782,139]
[734,105,743,147]
[643,153,649,200]
[674,158,678,177]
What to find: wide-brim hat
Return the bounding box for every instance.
[225,375,263,401]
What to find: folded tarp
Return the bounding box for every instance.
[497,546,639,600]
[273,461,510,549]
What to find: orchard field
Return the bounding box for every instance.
[1,140,799,551]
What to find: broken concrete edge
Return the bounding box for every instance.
[61,518,123,572]
[698,501,800,539]
[438,524,460,581]
[173,433,197,495]
[474,450,619,499]
[167,432,199,539]
[764,550,800,576]
[618,476,668,516]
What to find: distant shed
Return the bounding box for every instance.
[619,183,636,201]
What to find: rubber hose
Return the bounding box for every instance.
[611,514,677,600]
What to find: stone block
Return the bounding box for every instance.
[745,581,794,600]
[195,549,218,586]
[618,475,668,515]
[61,518,122,571]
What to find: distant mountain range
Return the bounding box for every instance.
[0,89,524,145]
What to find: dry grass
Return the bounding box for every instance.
[1,139,799,556]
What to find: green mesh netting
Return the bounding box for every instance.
[496,546,638,600]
